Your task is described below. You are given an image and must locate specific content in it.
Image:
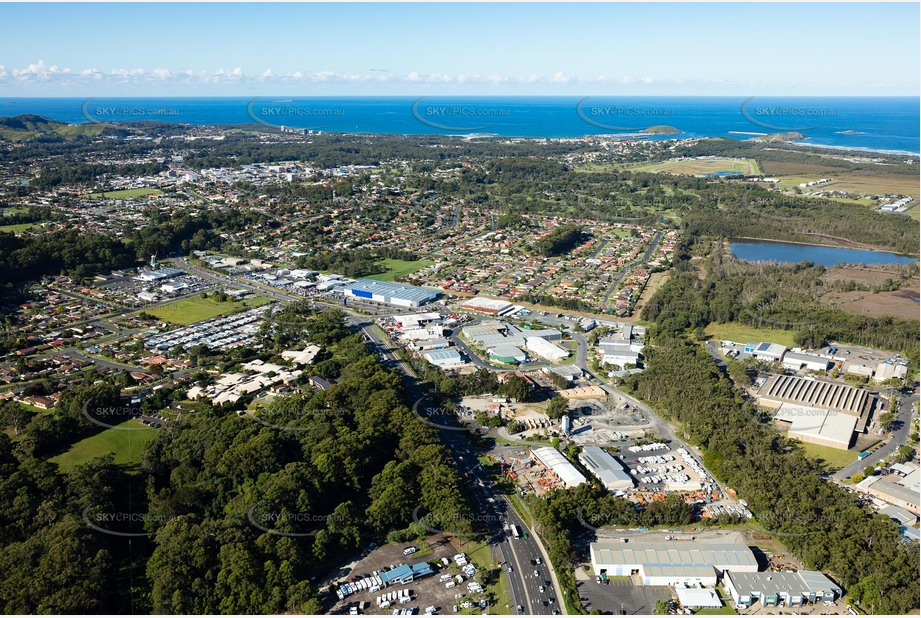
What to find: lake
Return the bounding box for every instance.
[729,240,917,267]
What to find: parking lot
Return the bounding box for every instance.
[576,575,672,616]
[329,534,493,615]
[615,443,713,493]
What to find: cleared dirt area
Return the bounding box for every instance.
[633,271,670,315]
[822,289,920,321]
[820,269,919,320]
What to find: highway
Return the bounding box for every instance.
[352,314,564,615]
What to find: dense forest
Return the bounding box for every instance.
[534,224,585,257]
[0,311,473,613]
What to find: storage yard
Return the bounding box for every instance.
[328,535,497,616]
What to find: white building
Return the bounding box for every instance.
[423,349,464,368]
[579,446,634,491]
[525,336,569,362]
[781,351,830,373]
[590,540,758,587]
[281,345,321,365]
[531,447,586,488]
[744,342,787,362]
[874,362,908,383]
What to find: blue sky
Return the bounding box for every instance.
[0,3,918,96]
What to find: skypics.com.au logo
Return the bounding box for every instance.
[411,98,509,133]
[576,98,676,132]
[82,98,181,123]
[247,504,352,538]
[740,97,839,132]
[246,98,345,131]
[83,506,178,537]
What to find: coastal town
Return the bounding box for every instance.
[0,99,918,615]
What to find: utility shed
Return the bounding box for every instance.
[676,588,722,609]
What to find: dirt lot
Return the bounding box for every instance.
[329,534,491,615]
[822,289,920,321]
[820,270,919,321]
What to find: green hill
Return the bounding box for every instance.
[0,114,108,142]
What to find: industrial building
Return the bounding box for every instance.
[135,267,185,282]
[777,405,858,450]
[338,279,440,308]
[525,336,569,362]
[724,570,841,608]
[423,349,464,368]
[489,344,527,364]
[460,296,512,314]
[744,342,787,362]
[782,351,831,373]
[579,446,635,491]
[531,447,586,488]
[856,476,920,514]
[874,361,909,383]
[589,540,758,587]
[525,328,563,342]
[757,375,875,434]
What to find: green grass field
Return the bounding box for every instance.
[51,418,157,471]
[143,295,271,325]
[705,322,797,348]
[87,188,162,199]
[796,441,859,471]
[366,258,436,281]
[627,158,761,176]
[0,222,37,233]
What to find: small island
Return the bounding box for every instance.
[642,125,681,135]
[751,131,807,143]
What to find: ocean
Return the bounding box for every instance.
[2,96,918,154]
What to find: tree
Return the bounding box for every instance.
[546,396,570,420]
[501,375,532,403]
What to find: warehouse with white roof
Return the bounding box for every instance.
[525,336,569,362]
[590,540,758,587]
[531,447,586,488]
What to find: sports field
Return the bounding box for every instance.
[51,418,157,471]
[366,258,435,281]
[143,295,271,325]
[87,188,162,199]
[0,222,36,233]
[704,322,797,348]
[628,158,761,176]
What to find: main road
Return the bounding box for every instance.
[352,314,564,615]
